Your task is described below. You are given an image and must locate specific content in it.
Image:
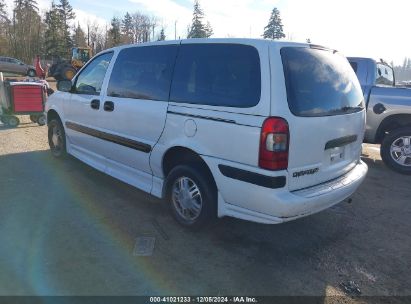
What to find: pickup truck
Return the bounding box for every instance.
[348,57,411,175]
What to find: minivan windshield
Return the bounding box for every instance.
[281,47,364,117]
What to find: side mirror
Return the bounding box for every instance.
[57,80,73,92]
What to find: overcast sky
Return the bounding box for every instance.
[5,0,410,65]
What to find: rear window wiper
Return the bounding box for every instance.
[341,106,363,113]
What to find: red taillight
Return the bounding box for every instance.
[259,117,289,171]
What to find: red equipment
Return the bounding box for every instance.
[0,82,46,127]
[35,55,46,79]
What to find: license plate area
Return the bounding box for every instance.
[329,146,345,165]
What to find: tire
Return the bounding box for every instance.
[37,114,46,126]
[48,118,66,158]
[0,116,6,124]
[380,127,411,175]
[29,115,38,123]
[27,69,36,77]
[164,165,217,229]
[7,116,20,128]
[61,67,76,80]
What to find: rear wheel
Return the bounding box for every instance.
[380,127,411,175]
[48,119,66,158]
[27,69,36,77]
[37,114,46,126]
[165,165,217,229]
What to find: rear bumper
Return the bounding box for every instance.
[204,156,368,224]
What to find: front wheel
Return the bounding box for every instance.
[6,116,20,128]
[380,127,411,175]
[61,67,76,80]
[48,119,66,158]
[165,165,217,229]
[29,115,37,123]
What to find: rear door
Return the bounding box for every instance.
[97,44,178,192]
[279,46,366,191]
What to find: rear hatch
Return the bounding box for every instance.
[280,46,365,191]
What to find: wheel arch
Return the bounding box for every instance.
[375,114,411,143]
[161,146,217,197]
[46,108,63,125]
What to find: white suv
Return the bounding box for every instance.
[46,39,368,228]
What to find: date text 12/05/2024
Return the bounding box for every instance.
[149,297,258,303]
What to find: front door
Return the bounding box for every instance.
[63,52,114,172]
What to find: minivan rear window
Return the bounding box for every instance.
[170,44,261,108]
[281,47,364,117]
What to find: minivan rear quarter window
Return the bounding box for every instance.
[170,44,261,108]
[281,47,364,117]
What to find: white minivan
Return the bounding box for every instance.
[46,39,368,228]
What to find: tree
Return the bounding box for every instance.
[44,1,63,57]
[187,0,213,38]
[8,0,44,62]
[107,17,122,47]
[205,21,213,38]
[0,0,6,19]
[263,7,285,40]
[0,0,9,55]
[73,22,86,47]
[158,27,165,41]
[57,0,75,50]
[121,12,133,44]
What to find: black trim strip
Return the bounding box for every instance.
[219,165,286,189]
[167,111,236,124]
[325,135,358,150]
[65,122,151,153]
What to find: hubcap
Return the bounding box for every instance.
[171,177,202,221]
[390,136,411,167]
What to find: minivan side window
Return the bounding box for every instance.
[376,63,394,86]
[170,44,261,108]
[75,52,113,95]
[107,45,178,101]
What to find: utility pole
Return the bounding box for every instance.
[175,20,177,40]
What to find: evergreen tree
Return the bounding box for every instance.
[57,0,75,51]
[205,21,213,38]
[158,27,165,41]
[73,22,86,47]
[263,7,285,40]
[108,17,122,47]
[187,0,212,38]
[44,1,64,57]
[122,12,134,43]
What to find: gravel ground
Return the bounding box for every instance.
[0,120,410,302]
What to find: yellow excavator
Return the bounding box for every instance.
[49,47,93,81]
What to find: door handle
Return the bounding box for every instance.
[104,101,114,112]
[90,99,100,110]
